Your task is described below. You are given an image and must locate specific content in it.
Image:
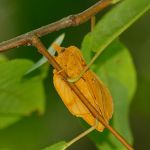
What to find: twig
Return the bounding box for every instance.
[66,120,99,149]
[0,0,112,52]
[31,36,134,150]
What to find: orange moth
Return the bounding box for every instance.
[53,44,113,132]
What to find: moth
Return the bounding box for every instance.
[53,43,113,132]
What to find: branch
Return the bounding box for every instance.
[0,0,112,52]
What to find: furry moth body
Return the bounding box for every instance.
[53,44,113,132]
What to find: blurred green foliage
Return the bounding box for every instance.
[0,0,150,150]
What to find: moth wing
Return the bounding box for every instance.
[53,72,90,116]
[75,76,106,131]
[96,76,113,121]
[83,71,113,121]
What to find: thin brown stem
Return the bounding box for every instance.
[66,120,98,149]
[0,0,112,52]
[31,36,134,150]
[91,16,96,32]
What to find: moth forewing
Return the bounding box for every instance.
[53,44,113,132]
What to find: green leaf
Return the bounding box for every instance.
[0,56,19,129]
[0,59,46,129]
[82,0,150,54]
[42,141,67,150]
[82,40,136,149]
[26,33,65,74]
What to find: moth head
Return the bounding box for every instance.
[52,43,66,55]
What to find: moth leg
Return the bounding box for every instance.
[65,119,98,149]
[91,16,96,32]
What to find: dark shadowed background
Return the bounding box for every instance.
[0,0,150,150]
